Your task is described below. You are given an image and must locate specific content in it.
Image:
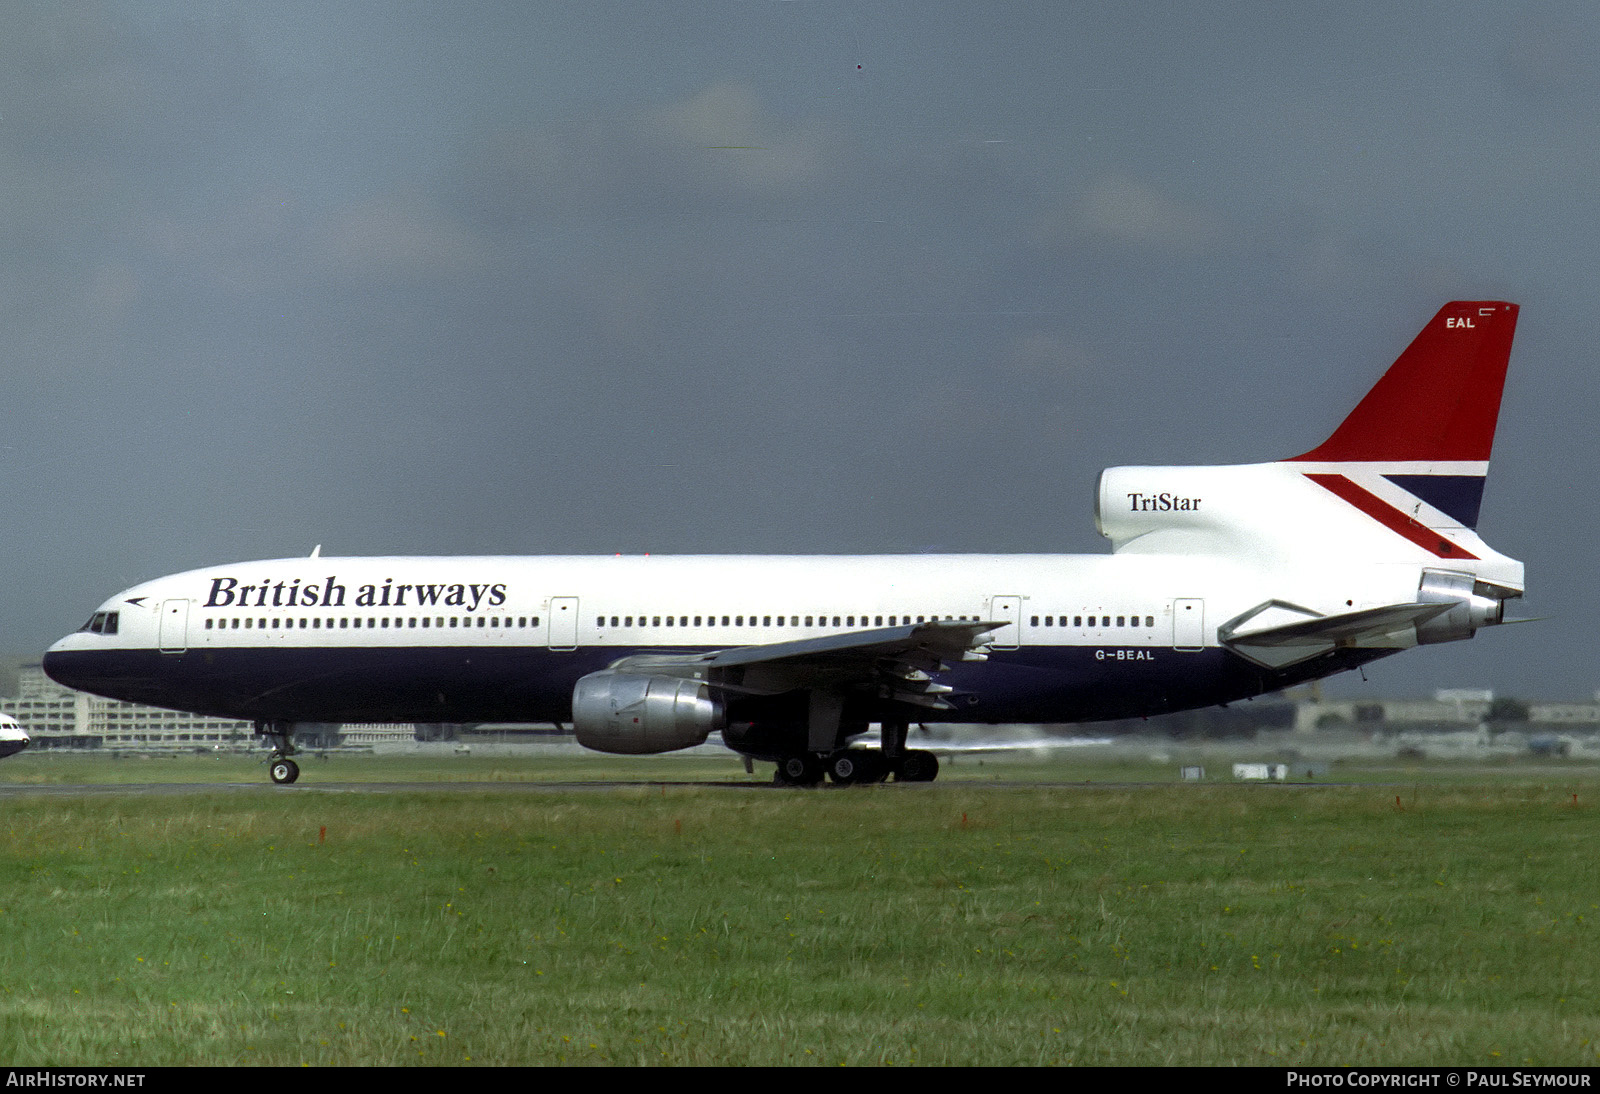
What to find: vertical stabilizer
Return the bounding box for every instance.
[1288,301,1518,551]
[1292,301,1517,464]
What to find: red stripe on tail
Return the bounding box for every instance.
[1290,302,1518,463]
[1304,474,1478,559]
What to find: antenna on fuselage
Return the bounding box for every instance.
[310,544,322,558]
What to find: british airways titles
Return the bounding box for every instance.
[205,576,509,613]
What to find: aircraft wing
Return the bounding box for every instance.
[607,619,1002,710]
[1220,600,1453,669]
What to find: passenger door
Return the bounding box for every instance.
[547,597,579,650]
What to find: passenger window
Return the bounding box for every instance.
[1117,616,1125,627]
[1030,616,1039,626]
[1146,616,1154,627]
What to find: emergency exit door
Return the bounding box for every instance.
[987,595,1021,650]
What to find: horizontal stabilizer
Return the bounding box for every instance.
[1219,599,1453,670]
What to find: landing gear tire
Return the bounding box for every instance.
[827,750,869,786]
[896,749,939,783]
[854,750,889,784]
[270,758,300,785]
[774,754,822,787]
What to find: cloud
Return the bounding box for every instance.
[449,81,842,227]
[314,194,489,281]
[1068,172,1227,252]
[1004,332,1095,381]
[646,82,833,195]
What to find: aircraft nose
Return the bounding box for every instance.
[41,644,84,690]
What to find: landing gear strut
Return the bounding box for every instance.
[256,721,300,785]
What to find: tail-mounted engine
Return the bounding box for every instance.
[1415,569,1509,645]
[572,671,726,755]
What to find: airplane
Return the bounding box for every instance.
[0,713,30,759]
[42,301,1524,786]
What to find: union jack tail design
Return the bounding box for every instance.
[1287,301,1519,560]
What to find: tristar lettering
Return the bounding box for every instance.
[206,576,507,612]
[1127,492,1202,512]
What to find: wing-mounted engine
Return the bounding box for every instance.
[572,671,725,755]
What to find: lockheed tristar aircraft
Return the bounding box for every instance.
[44,301,1525,786]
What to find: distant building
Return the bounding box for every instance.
[3,664,257,748]
[1,665,427,749]
[1295,689,1600,733]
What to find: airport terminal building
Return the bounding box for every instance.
[0,665,415,749]
[6,660,1600,755]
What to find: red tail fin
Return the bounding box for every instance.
[1290,301,1519,463]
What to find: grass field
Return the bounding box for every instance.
[0,750,1597,1065]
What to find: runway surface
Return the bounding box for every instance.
[0,777,1391,797]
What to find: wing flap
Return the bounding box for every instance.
[607,619,1002,709]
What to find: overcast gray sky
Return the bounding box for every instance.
[3,2,1594,701]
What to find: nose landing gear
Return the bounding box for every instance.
[256,721,300,785]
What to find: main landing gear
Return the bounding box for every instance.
[256,721,300,785]
[770,715,942,787]
[771,747,940,787]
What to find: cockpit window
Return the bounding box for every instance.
[79,611,119,635]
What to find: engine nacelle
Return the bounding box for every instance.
[572,671,725,755]
[1415,569,1506,645]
